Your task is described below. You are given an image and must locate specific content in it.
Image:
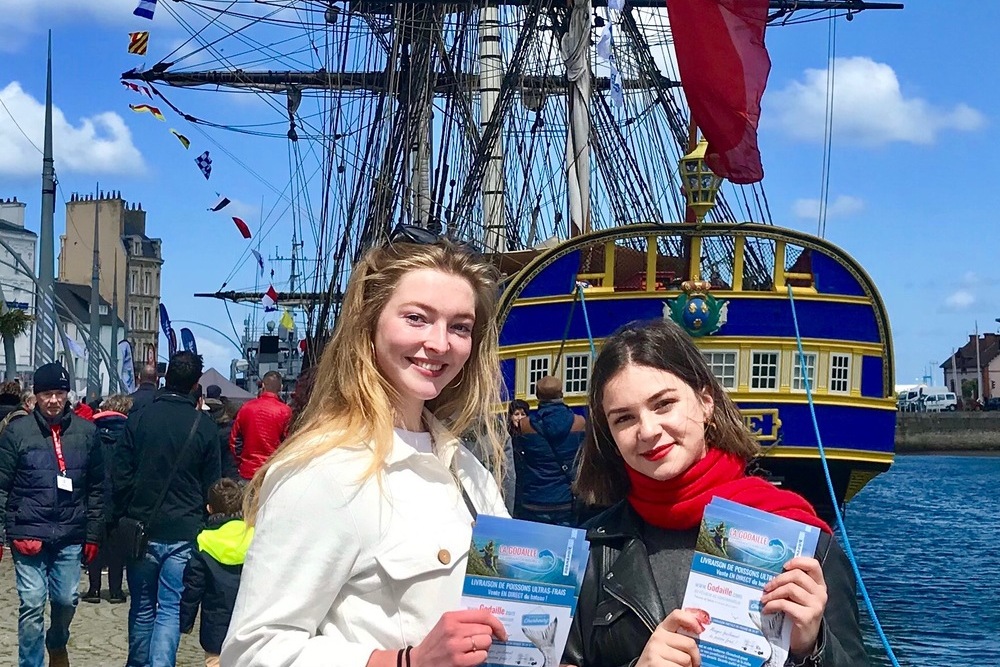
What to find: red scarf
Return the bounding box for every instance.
[626,447,832,534]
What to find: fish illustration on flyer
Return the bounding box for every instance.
[462,515,590,667]
[681,498,821,667]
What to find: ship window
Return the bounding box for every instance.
[527,355,550,397]
[830,354,851,393]
[703,350,737,389]
[792,352,817,391]
[750,351,779,390]
[562,354,590,395]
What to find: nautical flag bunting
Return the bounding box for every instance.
[133,0,158,20]
[251,249,265,275]
[262,285,279,311]
[65,337,86,358]
[208,196,231,212]
[195,151,212,179]
[121,81,152,98]
[596,23,612,61]
[609,59,624,108]
[128,31,149,56]
[129,103,165,121]
[280,309,295,330]
[232,217,252,239]
[170,129,190,149]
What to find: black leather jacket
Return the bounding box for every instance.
[563,501,870,667]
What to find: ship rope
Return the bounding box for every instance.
[787,285,901,667]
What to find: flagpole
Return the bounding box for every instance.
[975,320,983,403]
[88,184,102,400]
[950,346,959,396]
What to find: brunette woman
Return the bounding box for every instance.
[563,319,868,667]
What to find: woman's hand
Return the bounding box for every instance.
[410,609,508,667]
[636,609,703,667]
[760,556,827,657]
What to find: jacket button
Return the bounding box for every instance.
[437,549,451,565]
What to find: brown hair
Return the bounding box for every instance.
[534,375,563,401]
[574,319,759,506]
[244,240,505,523]
[208,478,244,516]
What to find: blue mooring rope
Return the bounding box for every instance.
[786,285,901,667]
[576,283,598,360]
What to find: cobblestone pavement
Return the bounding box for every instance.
[0,556,205,667]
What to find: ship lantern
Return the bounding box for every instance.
[678,139,723,225]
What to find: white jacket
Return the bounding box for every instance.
[221,414,509,667]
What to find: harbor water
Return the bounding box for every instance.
[845,454,1000,666]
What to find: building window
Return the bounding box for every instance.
[830,354,851,393]
[563,354,590,395]
[130,271,138,293]
[144,272,151,295]
[129,307,137,329]
[527,356,550,397]
[143,308,150,331]
[703,350,738,389]
[791,352,818,392]
[750,351,779,391]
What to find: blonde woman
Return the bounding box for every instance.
[222,229,510,667]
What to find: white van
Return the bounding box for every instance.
[922,392,958,412]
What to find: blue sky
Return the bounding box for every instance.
[0,0,994,383]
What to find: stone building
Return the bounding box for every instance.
[941,333,1000,401]
[0,197,37,382]
[59,192,163,374]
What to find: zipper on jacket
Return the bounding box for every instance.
[604,583,656,634]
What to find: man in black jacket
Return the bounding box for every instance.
[113,351,221,667]
[0,362,103,667]
[127,364,159,415]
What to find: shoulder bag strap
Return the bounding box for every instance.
[142,413,203,526]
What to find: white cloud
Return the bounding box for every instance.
[960,271,980,287]
[0,81,144,177]
[768,57,985,146]
[194,336,240,376]
[792,195,865,220]
[944,290,975,311]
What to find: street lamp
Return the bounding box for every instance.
[678,139,723,225]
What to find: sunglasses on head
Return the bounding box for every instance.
[386,223,481,254]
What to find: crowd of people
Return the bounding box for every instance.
[0,229,869,667]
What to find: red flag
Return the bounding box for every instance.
[232,216,252,239]
[262,285,279,311]
[667,0,770,184]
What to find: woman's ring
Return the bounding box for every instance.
[471,637,478,652]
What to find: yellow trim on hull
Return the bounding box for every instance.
[507,290,877,308]
[500,336,886,357]
[760,448,894,465]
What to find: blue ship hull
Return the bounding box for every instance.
[497,223,895,517]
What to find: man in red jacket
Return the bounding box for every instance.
[229,372,292,480]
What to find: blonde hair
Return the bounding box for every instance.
[244,240,505,523]
[100,393,133,414]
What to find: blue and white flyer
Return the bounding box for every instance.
[462,515,590,667]
[681,498,821,667]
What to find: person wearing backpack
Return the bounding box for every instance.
[512,375,586,526]
[180,478,253,667]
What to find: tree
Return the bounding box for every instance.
[0,308,34,381]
